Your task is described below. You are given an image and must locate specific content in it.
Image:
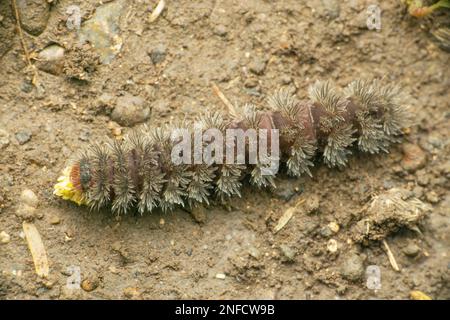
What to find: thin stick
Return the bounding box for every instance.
[212,82,238,118]
[382,239,400,272]
[11,0,39,85]
[149,0,166,23]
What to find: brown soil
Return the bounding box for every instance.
[0,0,449,299]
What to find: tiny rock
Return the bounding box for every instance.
[425,191,439,204]
[280,75,292,85]
[249,58,267,75]
[49,215,61,225]
[401,143,427,172]
[328,222,340,233]
[213,24,228,37]
[215,273,226,280]
[0,231,10,244]
[403,243,421,257]
[273,180,299,201]
[279,244,296,262]
[17,0,50,36]
[340,253,364,281]
[81,277,99,292]
[327,239,338,253]
[98,93,115,107]
[21,80,33,93]
[0,129,10,149]
[15,130,32,145]
[16,204,37,221]
[36,45,65,75]
[248,246,260,259]
[111,94,151,126]
[123,287,140,298]
[318,0,340,19]
[79,1,125,64]
[148,44,167,64]
[190,205,207,224]
[20,189,39,208]
[304,194,320,214]
[244,77,259,89]
[107,121,122,137]
[320,225,333,238]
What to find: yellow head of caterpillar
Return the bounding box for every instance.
[53,165,87,206]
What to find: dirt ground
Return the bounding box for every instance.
[0,0,449,300]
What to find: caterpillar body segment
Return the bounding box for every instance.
[54,79,412,215]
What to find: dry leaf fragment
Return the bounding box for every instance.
[382,239,400,272]
[23,222,49,278]
[274,199,305,233]
[410,290,432,300]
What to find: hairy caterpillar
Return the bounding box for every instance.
[54,79,412,215]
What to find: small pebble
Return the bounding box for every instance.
[215,273,226,280]
[20,80,33,93]
[340,253,364,281]
[412,186,424,198]
[98,93,115,107]
[280,75,292,85]
[15,130,32,145]
[20,189,39,208]
[279,244,296,262]
[248,246,260,259]
[111,94,151,126]
[16,203,37,221]
[36,45,65,75]
[148,44,166,64]
[244,87,261,97]
[273,180,299,201]
[81,277,99,292]
[320,225,333,238]
[0,129,10,149]
[383,179,395,189]
[403,243,421,257]
[0,231,11,244]
[401,143,427,172]
[79,129,90,142]
[213,24,227,37]
[318,0,341,19]
[244,78,259,88]
[123,287,140,298]
[304,194,320,214]
[328,222,340,233]
[190,205,207,223]
[425,191,439,204]
[50,215,61,225]
[439,161,450,175]
[249,58,267,75]
[109,266,119,274]
[416,170,430,186]
[327,239,338,253]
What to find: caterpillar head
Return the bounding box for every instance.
[53,164,89,206]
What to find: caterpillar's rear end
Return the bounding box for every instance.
[54,79,412,215]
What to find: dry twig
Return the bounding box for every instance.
[212,82,238,118]
[149,0,166,23]
[382,239,400,272]
[11,0,39,85]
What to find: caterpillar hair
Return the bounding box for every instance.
[54,79,413,215]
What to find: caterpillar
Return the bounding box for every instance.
[54,79,412,215]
